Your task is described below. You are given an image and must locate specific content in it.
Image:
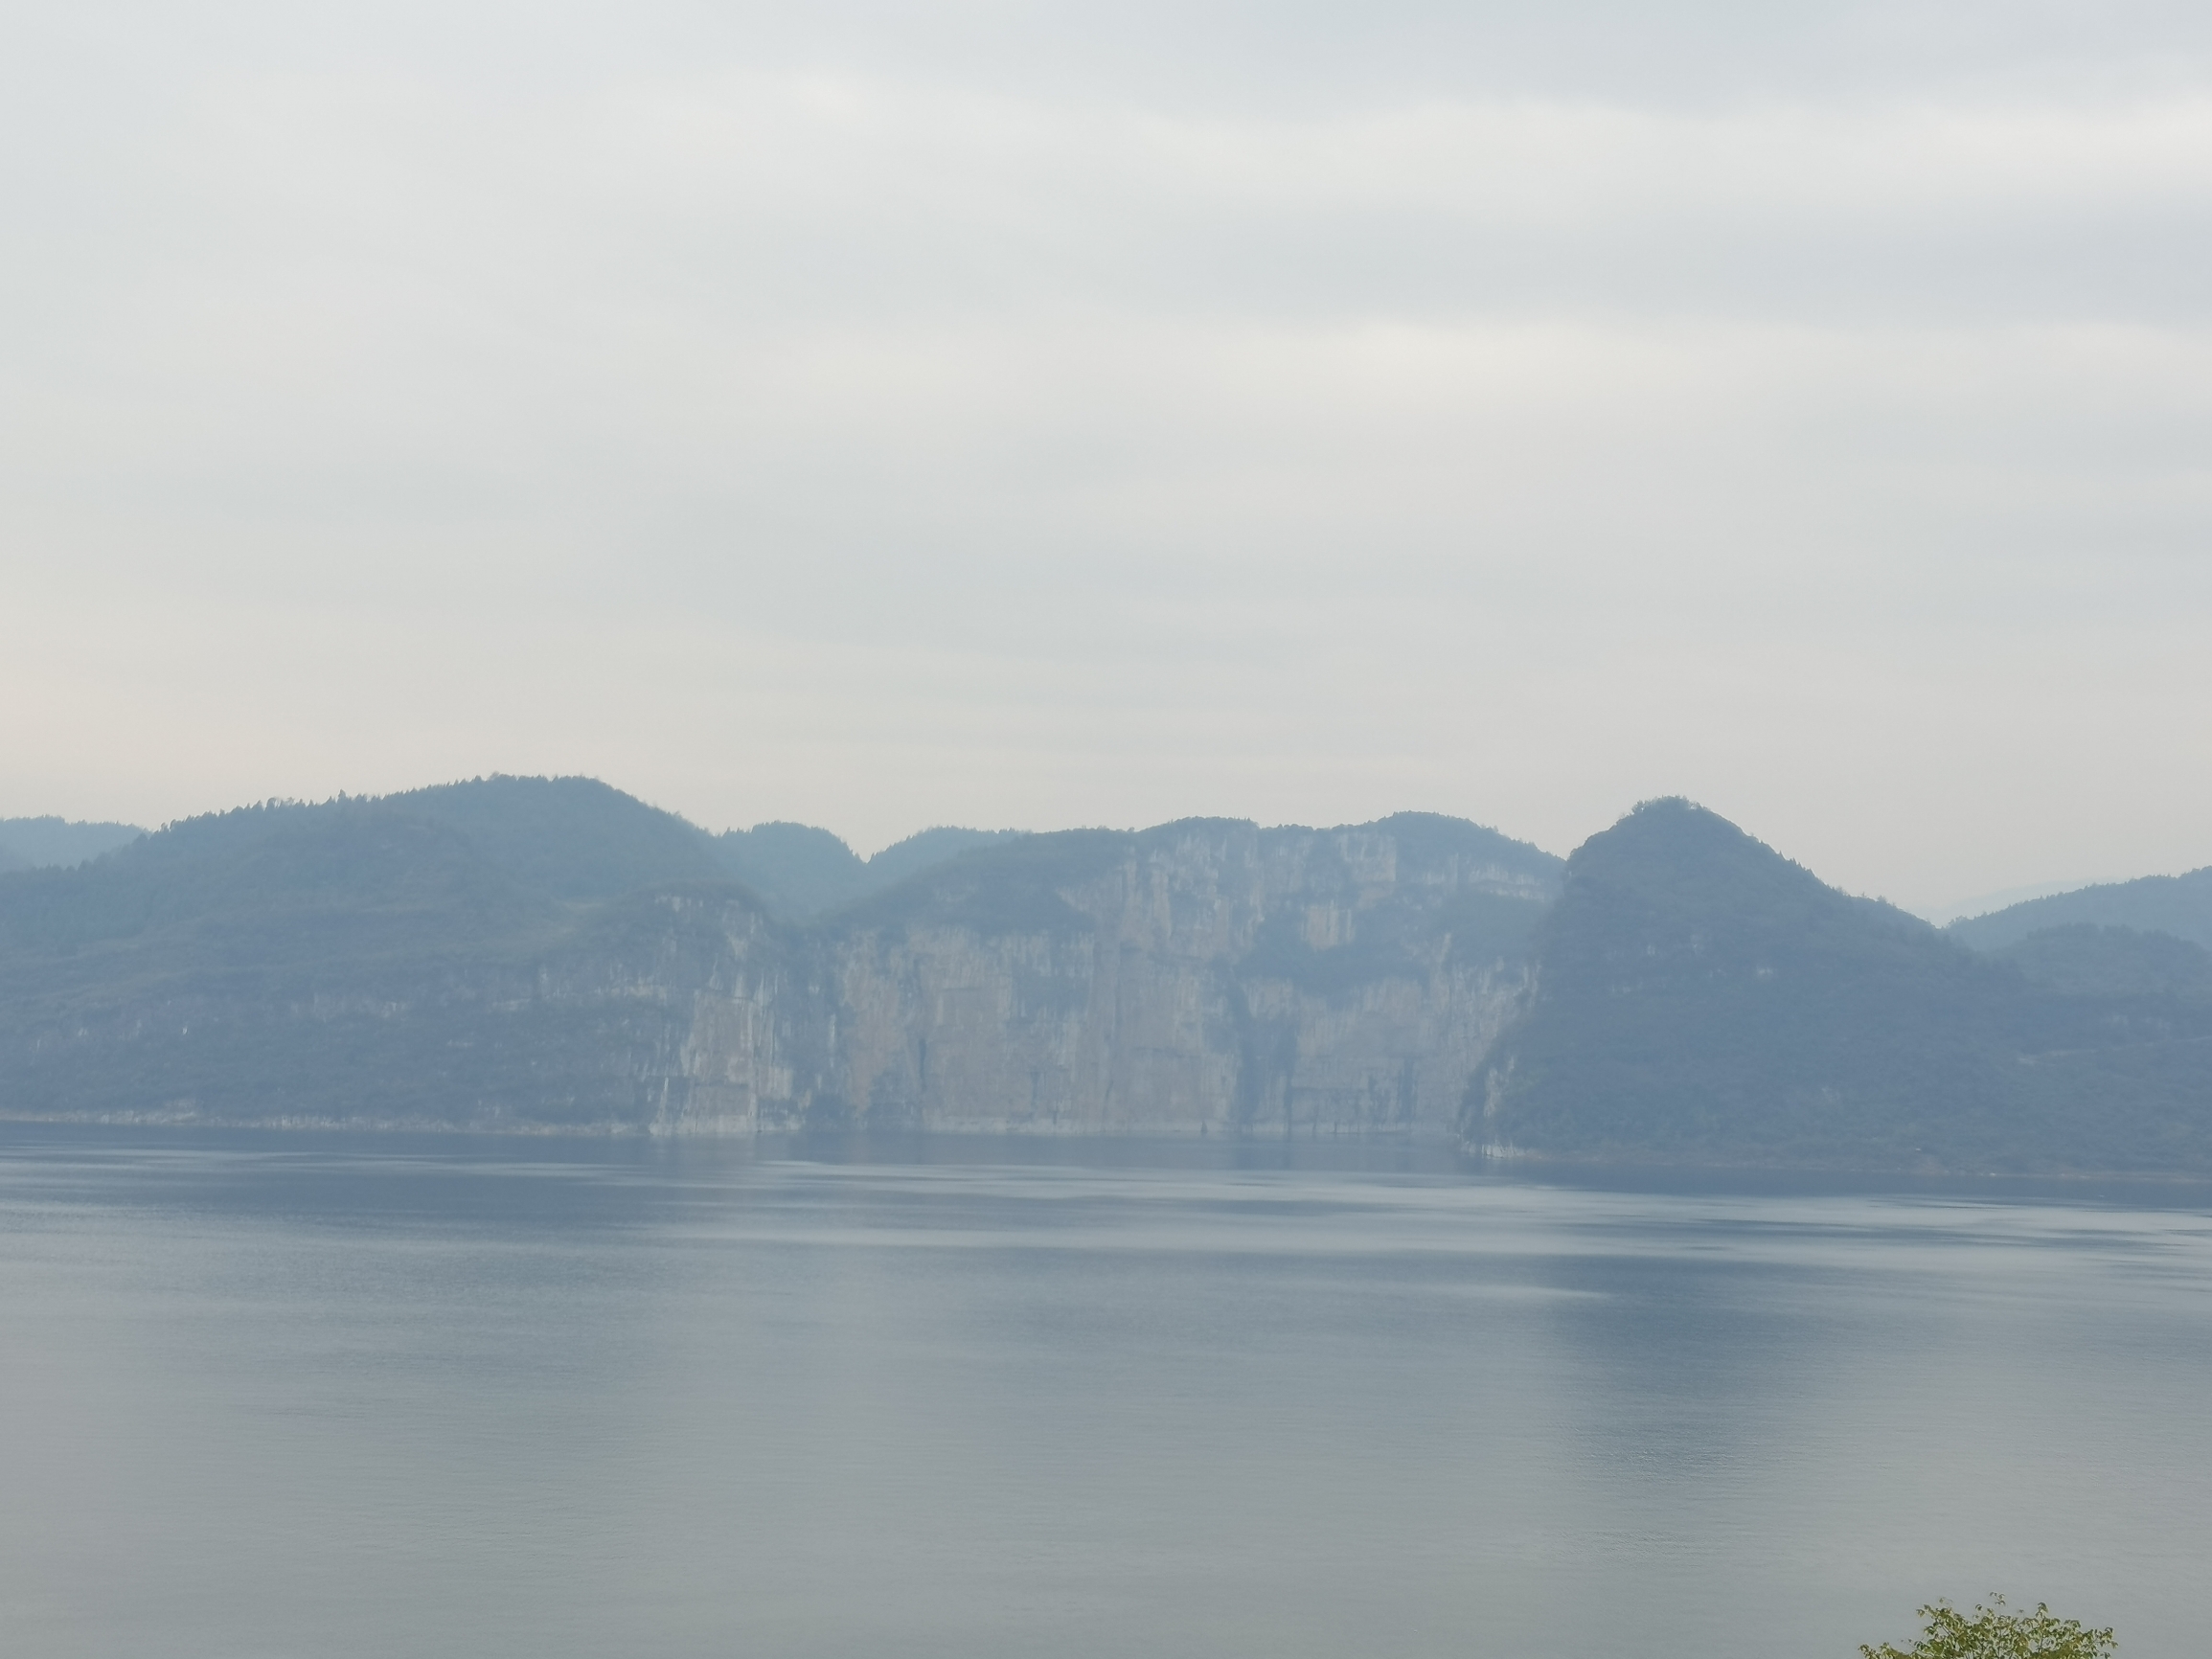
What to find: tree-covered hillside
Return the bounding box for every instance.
[0,786,694,1126]
[714,823,1024,919]
[10,780,2209,1166]
[0,816,144,871]
[1995,924,2212,1000]
[0,779,1033,1128]
[0,779,1546,1137]
[1950,867,2212,952]
[1472,799,2212,1170]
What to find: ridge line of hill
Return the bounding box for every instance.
[4,778,2208,1169]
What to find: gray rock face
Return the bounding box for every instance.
[601,816,1557,1138]
[0,794,1559,1138]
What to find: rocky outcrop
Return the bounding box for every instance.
[0,792,1560,1139]
[611,816,1557,1138]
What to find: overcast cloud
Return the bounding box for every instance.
[4,0,2209,909]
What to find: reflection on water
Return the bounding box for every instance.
[2,1125,2208,1659]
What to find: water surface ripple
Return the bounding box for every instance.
[3,1128,2207,1659]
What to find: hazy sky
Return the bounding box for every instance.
[5,1,2209,909]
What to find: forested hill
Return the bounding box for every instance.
[1949,867,2212,953]
[1473,800,2212,1170]
[713,822,1026,919]
[0,778,1048,1130]
[0,779,1016,931]
[0,777,1558,1138]
[8,778,2209,1168]
[0,817,144,871]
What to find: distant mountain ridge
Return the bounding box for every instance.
[1474,800,2212,1170]
[1990,924,2212,1000]
[4,778,2208,1170]
[0,782,1016,928]
[714,822,1026,919]
[0,778,1557,1141]
[1949,867,2212,954]
[0,816,145,871]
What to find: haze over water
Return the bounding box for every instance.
[3,1128,2207,1659]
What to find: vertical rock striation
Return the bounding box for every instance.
[0,785,1561,1137]
[655,815,1558,1138]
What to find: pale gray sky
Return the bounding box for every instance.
[4,1,2209,909]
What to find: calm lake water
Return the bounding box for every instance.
[2,1128,2208,1659]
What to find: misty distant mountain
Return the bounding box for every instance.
[0,817,145,871]
[1948,867,2212,953]
[1919,878,2094,927]
[5,778,2208,1170]
[714,823,1025,920]
[1993,924,2212,1000]
[0,778,1554,1139]
[1474,800,2212,1170]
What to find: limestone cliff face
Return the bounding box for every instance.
[647,815,1557,1138]
[0,806,1557,1137]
